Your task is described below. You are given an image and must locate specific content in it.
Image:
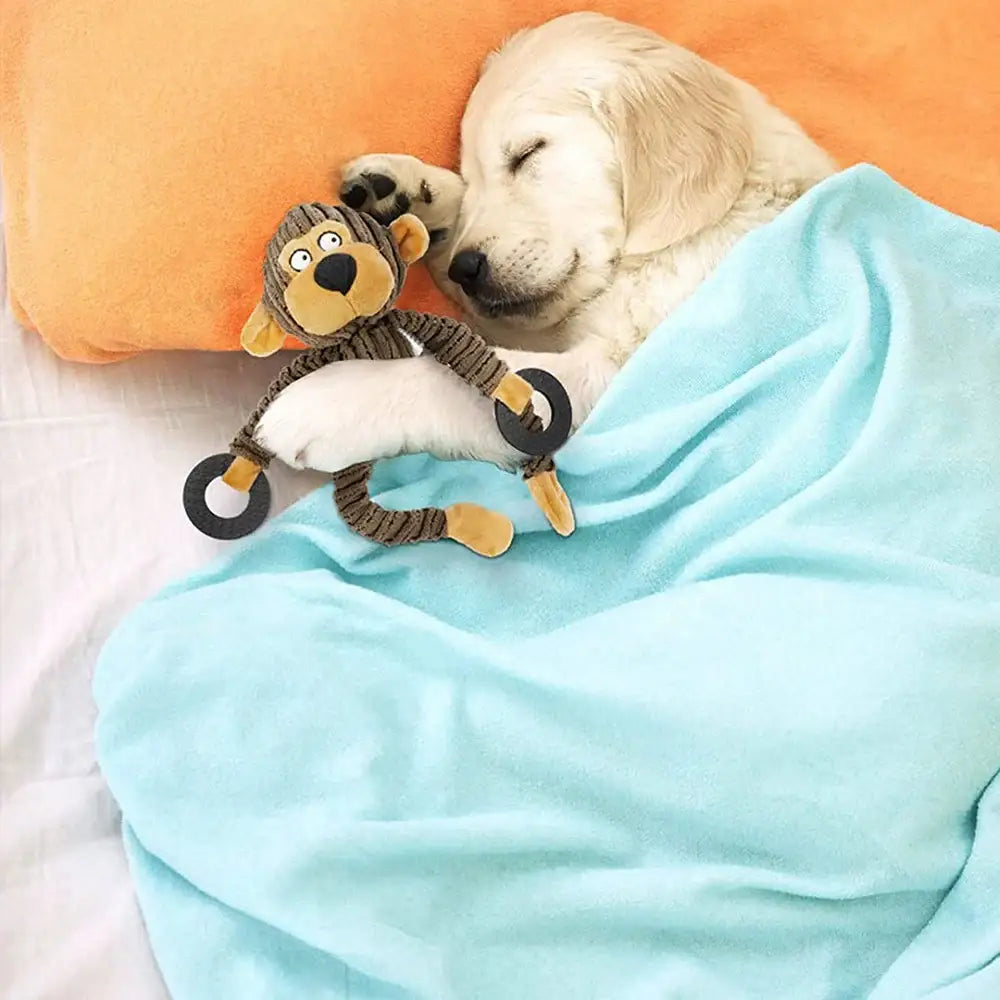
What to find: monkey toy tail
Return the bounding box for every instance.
[332,462,514,557]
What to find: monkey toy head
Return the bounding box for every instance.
[240,203,430,356]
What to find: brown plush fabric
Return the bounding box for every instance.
[333,462,449,545]
[229,202,563,548]
[392,311,507,396]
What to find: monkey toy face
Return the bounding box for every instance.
[280,218,392,336]
[240,203,430,357]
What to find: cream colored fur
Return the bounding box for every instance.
[257,12,836,474]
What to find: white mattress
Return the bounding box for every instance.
[0,189,325,998]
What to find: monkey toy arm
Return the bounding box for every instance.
[390,310,535,416]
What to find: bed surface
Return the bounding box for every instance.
[0,191,325,998]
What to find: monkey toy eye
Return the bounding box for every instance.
[289,248,312,272]
[317,231,342,252]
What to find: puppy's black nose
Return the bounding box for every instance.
[448,250,488,294]
[313,253,357,294]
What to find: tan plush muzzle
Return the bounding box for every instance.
[279,224,395,337]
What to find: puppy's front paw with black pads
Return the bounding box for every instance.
[340,169,410,225]
[339,154,464,243]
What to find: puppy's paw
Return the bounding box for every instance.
[339,154,463,244]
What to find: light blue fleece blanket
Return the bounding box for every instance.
[95,166,1000,1000]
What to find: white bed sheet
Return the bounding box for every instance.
[0,189,325,998]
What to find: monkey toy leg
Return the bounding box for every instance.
[332,462,514,558]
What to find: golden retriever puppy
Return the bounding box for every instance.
[256,12,835,474]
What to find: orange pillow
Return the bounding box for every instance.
[1,0,997,362]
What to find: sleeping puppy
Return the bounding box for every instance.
[256,12,835,476]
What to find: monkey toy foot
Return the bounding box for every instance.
[445,503,515,558]
[527,470,575,537]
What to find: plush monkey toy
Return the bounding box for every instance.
[182,202,575,557]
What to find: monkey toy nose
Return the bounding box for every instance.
[313,253,357,294]
[448,250,488,294]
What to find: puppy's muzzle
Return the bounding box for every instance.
[313,253,358,295]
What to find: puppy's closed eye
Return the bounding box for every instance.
[509,139,547,174]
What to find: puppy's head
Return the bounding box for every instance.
[240,203,429,355]
[448,12,751,340]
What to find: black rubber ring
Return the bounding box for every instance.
[494,367,573,456]
[182,453,271,540]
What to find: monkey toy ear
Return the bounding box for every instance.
[240,301,286,357]
[389,213,430,265]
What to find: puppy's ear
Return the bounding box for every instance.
[240,301,286,357]
[597,36,751,256]
[389,213,430,264]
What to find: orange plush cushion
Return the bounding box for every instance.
[1,0,997,362]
